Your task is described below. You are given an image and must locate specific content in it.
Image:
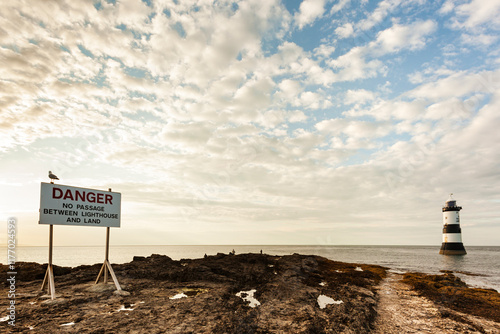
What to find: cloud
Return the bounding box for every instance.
[461,33,498,47]
[369,20,437,56]
[335,22,354,39]
[330,0,352,14]
[423,97,477,120]
[453,0,500,30]
[344,70,499,124]
[408,70,500,100]
[161,122,213,149]
[2,0,500,246]
[232,76,275,113]
[314,44,336,58]
[377,94,500,200]
[278,79,303,99]
[328,47,384,81]
[439,0,455,15]
[357,0,402,31]
[294,0,326,29]
[344,89,377,105]
[297,91,322,109]
[327,20,436,82]
[316,118,391,140]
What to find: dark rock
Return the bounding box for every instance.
[403,272,500,323]
[0,253,388,333]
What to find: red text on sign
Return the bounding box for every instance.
[52,188,113,204]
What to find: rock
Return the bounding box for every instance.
[41,298,68,306]
[39,294,62,300]
[114,289,130,296]
[2,253,453,333]
[88,283,116,292]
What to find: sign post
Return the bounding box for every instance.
[41,225,56,299]
[39,183,122,298]
[95,189,122,291]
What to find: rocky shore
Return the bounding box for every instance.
[1,253,499,333]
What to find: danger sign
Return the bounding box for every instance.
[39,183,121,227]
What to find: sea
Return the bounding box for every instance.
[5,245,500,292]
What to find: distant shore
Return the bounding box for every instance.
[1,253,499,333]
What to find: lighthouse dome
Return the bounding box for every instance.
[445,194,456,206]
[445,199,456,207]
[443,193,461,212]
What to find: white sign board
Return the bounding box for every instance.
[39,183,121,227]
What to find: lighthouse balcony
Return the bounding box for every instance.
[442,206,462,212]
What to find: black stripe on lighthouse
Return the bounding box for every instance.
[443,225,461,234]
[440,243,466,251]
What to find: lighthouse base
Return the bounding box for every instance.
[439,242,466,255]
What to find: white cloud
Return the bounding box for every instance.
[298,91,322,109]
[423,97,475,120]
[314,44,336,58]
[344,89,377,105]
[330,0,352,14]
[407,66,457,85]
[232,76,275,113]
[287,110,308,123]
[115,0,154,29]
[294,0,326,29]
[453,0,500,29]
[461,33,498,47]
[327,20,436,82]
[335,23,354,38]
[2,0,500,247]
[316,118,391,140]
[161,122,213,148]
[370,20,437,56]
[328,47,384,81]
[343,98,426,122]
[278,79,303,99]
[357,0,402,31]
[439,1,455,15]
[408,70,500,100]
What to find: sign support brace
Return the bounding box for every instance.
[95,226,122,291]
[41,225,56,300]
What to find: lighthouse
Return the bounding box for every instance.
[439,194,466,255]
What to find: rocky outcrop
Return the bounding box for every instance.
[5,253,499,333]
[1,253,386,333]
[373,273,500,334]
[402,272,500,323]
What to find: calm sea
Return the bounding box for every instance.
[5,245,500,292]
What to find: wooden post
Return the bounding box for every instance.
[101,227,108,283]
[95,188,122,291]
[41,225,56,299]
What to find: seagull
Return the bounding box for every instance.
[48,171,59,183]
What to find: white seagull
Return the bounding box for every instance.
[48,171,59,183]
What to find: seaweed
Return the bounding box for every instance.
[402,272,500,323]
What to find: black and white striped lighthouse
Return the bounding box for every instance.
[439,194,466,255]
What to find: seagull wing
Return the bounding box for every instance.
[49,172,59,180]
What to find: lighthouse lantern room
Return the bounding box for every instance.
[439,194,466,255]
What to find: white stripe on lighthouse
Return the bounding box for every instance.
[443,211,460,225]
[442,233,463,243]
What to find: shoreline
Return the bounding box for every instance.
[4,244,500,293]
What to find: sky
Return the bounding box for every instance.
[1,0,500,247]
